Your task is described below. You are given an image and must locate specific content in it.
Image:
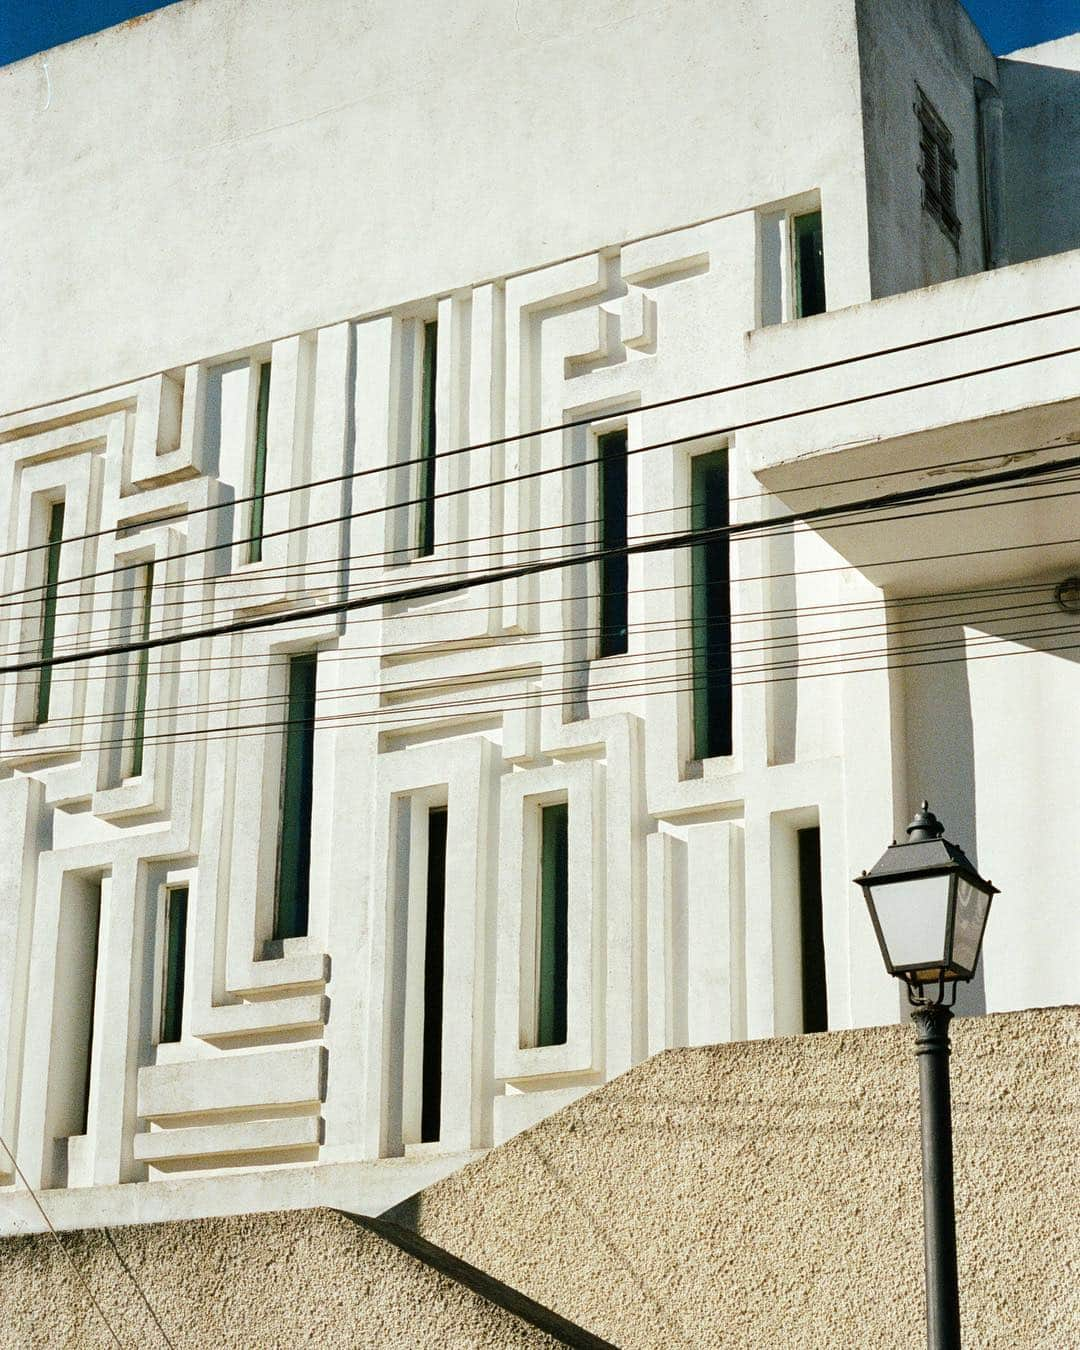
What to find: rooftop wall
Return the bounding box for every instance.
[0,0,873,415]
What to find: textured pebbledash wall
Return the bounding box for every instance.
[396,1004,1080,1349]
[1,1006,1076,1348]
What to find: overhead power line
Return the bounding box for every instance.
[3,338,1077,612]
[3,448,1079,678]
[3,298,1075,569]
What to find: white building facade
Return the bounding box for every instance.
[1,0,1078,1233]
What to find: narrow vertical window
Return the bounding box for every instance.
[792,211,826,318]
[160,886,189,1045]
[420,808,448,1143]
[416,320,438,557]
[797,827,828,1032]
[691,452,733,760]
[598,429,629,657]
[76,881,103,1136]
[274,652,317,941]
[36,500,65,725]
[536,802,569,1048]
[248,361,272,564]
[127,560,154,778]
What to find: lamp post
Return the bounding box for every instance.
[854,802,998,1350]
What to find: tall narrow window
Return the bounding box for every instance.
[248,361,272,564]
[420,808,448,1143]
[274,653,317,941]
[127,560,155,778]
[597,429,629,657]
[36,500,65,725]
[160,886,189,1045]
[416,320,438,557]
[792,211,826,318]
[797,827,828,1032]
[536,802,569,1048]
[690,452,733,760]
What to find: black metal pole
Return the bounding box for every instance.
[911,1005,961,1350]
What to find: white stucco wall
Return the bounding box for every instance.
[0,0,877,415]
[1,0,1079,1237]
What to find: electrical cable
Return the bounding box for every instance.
[5,448,1080,677]
[4,297,1075,570]
[3,338,1077,612]
[14,594,1064,737]
[0,1133,127,1349]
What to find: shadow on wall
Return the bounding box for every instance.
[1000,58,1080,263]
[902,592,1080,1017]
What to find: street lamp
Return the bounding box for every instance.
[854,802,998,1350]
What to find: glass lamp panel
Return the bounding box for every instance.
[869,874,952,972]
[950,877,991,974]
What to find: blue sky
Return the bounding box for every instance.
[1,0,1078,66]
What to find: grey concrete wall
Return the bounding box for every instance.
[999,38,1080,264]
[855,0,998,297]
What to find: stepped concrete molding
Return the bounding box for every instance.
[0,1008,1075,1348]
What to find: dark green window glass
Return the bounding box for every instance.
[160,886,189,1045]
[420,807,448,1144]
[248,361,272,564]
[598,429,629,657]
[416,320,438,557]
[128,560,155,778]
[691,452,733,761]
[274,653,317,941]
[536,802,569,1048]
[798,827,827,1033]
[36,500,65,725]
[793,211,826,318]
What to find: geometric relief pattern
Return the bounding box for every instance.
[0,210,851,1207]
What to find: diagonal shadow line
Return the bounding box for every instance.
[344,1211,619,1349]
[518,1133,697,1350]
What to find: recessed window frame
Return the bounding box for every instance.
[35,499,66,726]
[758,195,827,327]
[596,426,629,658]
[689,448,734,762]
[273,650,318,942]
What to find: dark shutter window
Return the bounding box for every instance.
[36,500,65,725]
[160,886,189,1045]
[420,807,448,1143]
[916,87,960,244]
[417,320,438,557]
[536,802,569,1047]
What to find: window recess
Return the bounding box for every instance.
[416,320,438,557]
[420,807,448,1143]
[535,802,570,1048]
[159,886,189,1045]
[797,827,828,1033]
[35,500,65,725]
[759,202,826,326]
[597,428,629,657]
[248,361,272,564]
[126,560,155,778]
[916,86,960,245]
[274,652,317,941]
[690,451,733,761]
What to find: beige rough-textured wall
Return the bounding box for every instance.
[1,1007,1076,1348]
[399,1006,1080,1349]
[0,1208,557,1349]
